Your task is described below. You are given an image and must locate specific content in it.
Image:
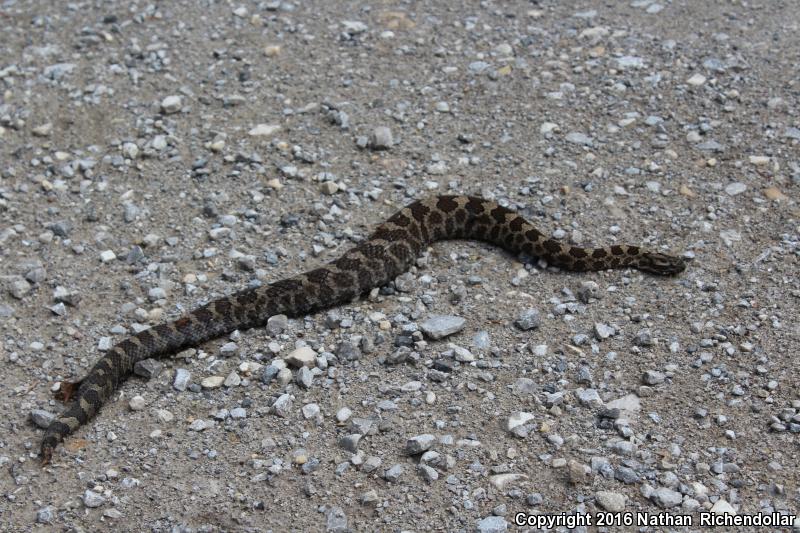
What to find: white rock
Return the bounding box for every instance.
[710,499,737,515]
[595,491,626,512]
[489,473,527,490]
[285,346,317,367]
[161,95,183,114]
[687,73,707,86]
[201,376,225,389]
[99,250,116,263]
[129,395,146,411]
[248,124,280,137]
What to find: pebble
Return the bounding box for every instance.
[650,486,683,508]
[514,308,541,330]
[595,491,626,512]
[173,369,191,391]
[383,464,404,482]
[302,403,320,419]
[83,490,105,508]
[687,73,707,86]
[248,124,280,137]
[505,412,535,438]
[129,395,146,411]
[296,366,314,388]
[286,346,317,367]
[420,315,465,339]
[224,371,241,387]
[30,409,55,429]
[476,516,508,533]
[594,322,615,339]
[405,434,436,455]
[160,95,182,114]
[710,499,737,514]
[36,506,55,523]
[336,407,352,423]
[370,126,393,149]
[725,182,747,196]
[325,506,348,533]
[271,393,292,417]
[189,419,212,431]
[642,370,666,385]
[99,250,116,263]
[201,376,225,389]
[565,132,593,146]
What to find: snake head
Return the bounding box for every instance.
[637,252,687,275]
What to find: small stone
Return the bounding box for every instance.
[594,322,615,339]
[763,187,786,201]
[577,388,602,406]
[710,499,737,515]
[30,409,55,429]
[325,506,348,533]
[687,73,707,86]
[725,182,747,196]
[369,126,393,149]
[514,308,541,330]
[476,516,508,533]
[565,132,593,146]
[129,395,146,411]
[296,366,314,388]
[223,371,241,387]
[36,506,55,524]
[202,376,225,389]
[189,419,211,431]
[32,123,53,137]
[339,434,362,452]
[420,315,466,339]
[148,287,166,302]
[134,358,163,379]
[418,463,439,482]
[650,487,683,508]
[616,56,644,69]
[405,434,436,455]
[161,95,183,114]
[173,369,190,391]
[489,473,527,490]
[266,314,288,335]
[643,370,666,385]
[271,393,292,417]
[336,407,352,423]
[230,407,246,419]
[8,278,31,299]
[577,281,601,303]
[634,328,654,346]
[83,490,105,508]
[383,464,404,482]
[505,412,535,438]
[286,346,317,367]
[248,124,281,137]
[122,142,139,159]
[748,155,770,166]
[302,403,320,419]
[595,491,626,512]
[99,250,116,263]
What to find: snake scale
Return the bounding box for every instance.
[40,195,685,463]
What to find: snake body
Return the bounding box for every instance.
[40,195,685,463]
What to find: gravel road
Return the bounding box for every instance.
[1,1,798,531]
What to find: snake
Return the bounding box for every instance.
[39,195,685,463]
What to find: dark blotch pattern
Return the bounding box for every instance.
[40,194,685,463]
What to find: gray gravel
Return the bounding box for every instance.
[1,1,799,532]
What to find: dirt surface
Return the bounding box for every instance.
[1,1,799,532]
